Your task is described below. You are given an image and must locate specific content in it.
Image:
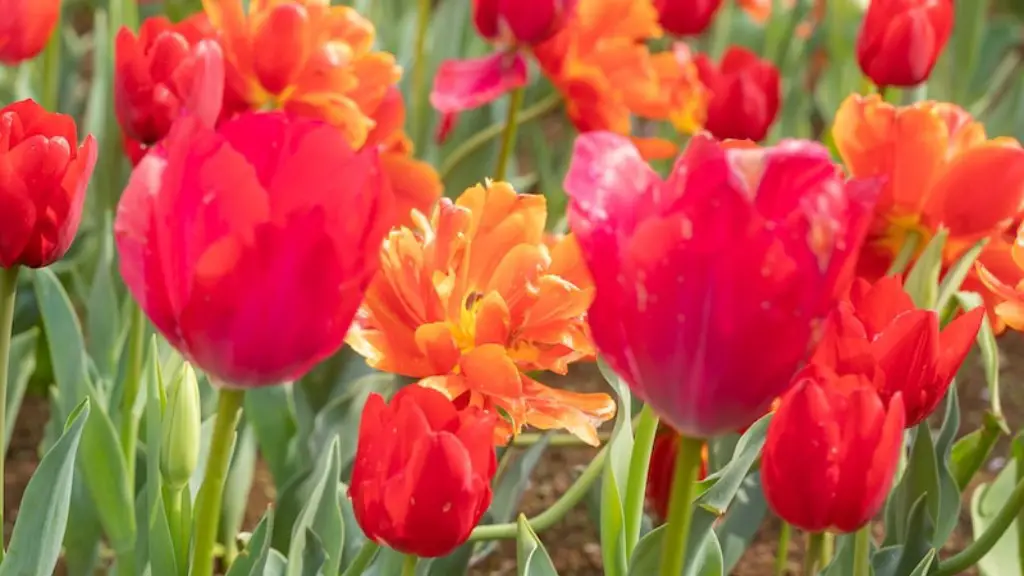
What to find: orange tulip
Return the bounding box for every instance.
[347,181,616,446]
[833,94,1024,328]
[976,223,1024,332]
[202,0,440,223]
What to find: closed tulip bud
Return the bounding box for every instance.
[0,99,97,269]
[645,425,708,523]
[160,363,201,491]
[654,0,724,36]
[0,0,60,64]
[472,0,569,45]
[349,386,497,557]
[811,276,984,428]
[564,132,881,437]
[694,46,781,142]
[762,368,905,533]
[856,0,954,88]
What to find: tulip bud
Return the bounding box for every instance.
[160,363,202,491]
[0,0,60,64]
[856,0,954,88]
[694,46,781,142]
[645,425,708,523]
[654,0,724,37]
[473,0,567,45]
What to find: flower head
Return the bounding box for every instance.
[564,131,880,437]
[0,99,97,269]
[653,0,724,36]
[0,0,60,64]
[856,0,954,88]
[694,45,781,142]
[350,386,497,557]
[762,369,905,533]
[347,181,615,445]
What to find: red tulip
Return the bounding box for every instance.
[115,14,216,148]
[564,132,881,437]
[473,0,570,45]
[350,386,497,557]
[762,368,905,533]
[654,0,724,36]
[645,425,708,523]
[811,276,983,427]
[0,0,60,64]
[114,105,393,386]
[856,0,954,88]
[0,100,97,269]
[694,46,781,142]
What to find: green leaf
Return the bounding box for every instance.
[904,228,949,309]
[885,424,939,546]
[935,237,987,315]
[144,490,178,576]
[1,399,90,576]
[85,213,122,379]
[490,434,551,523]
[628,525,725,576]
[339,484,368,572]
[226,510,275,576]
[951,0,992,103]
[245,385,298,488]
[951,411,1008,491]
[597,359,634,576]
[287,437,344,576]
[33,268,87,421]
[4,328,38,455]
[971,458,1021,576]
[932,386,962,546]
[299,528,327,576]
[221,423,258,555]
[716,473,768,573]
[516,514,558,576]
[956,291,1002,416]
[875,496,936,576]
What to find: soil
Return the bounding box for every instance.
[6,333,1023,575]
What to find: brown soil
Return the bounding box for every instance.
[6,333,1023,575]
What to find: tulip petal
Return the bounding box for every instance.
[849,275,915,337]
[829,386,892,532]
[871,309,940,426]
[925,143,1024,240]
[935,306,984,385]
[430,52,529,114]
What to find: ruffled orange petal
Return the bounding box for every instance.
[379,151,442,227]
[517,374,616,446]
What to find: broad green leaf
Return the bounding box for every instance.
[33,268,87,421]
[299,528,327,576]
[951,411,1007,491]
[144,491,177,576]
[516,514,558,576]
[716,473,768,573]
[245,385,297,487]
[1,399,90,576]
[885,424,939,546]
[628,526,725,576]
[876,496,936,576]
[957,291,1002,416]
[221,423,258,557]
[904,229,948,309]
[932,387,962,546]
[971,458,1021,576]
[287,437,344,576]
[4,328,38,455]
[225,510,275,576]
[490,434,552,523]
[85,213,122,379]
[951,0,992,103]
[597,359,633,576]
[339,484,368,572]
[271,465,313,552]
[935,237,987,316]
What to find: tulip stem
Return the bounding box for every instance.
[934,472,1024,575]
[659,435,705,576]
[401,554,418,576]
[774,521,791,576]
[820,532,834,568]
[852,526,871,576]
[121,304,145,488]
[340,541,380,576]
[0,266,19,560]
[624,404,659,559]
[191,388,244,576]
[469,443,608,541]
[803,532,824,576]
[411,0,431,143]
[162,484,188,573]
[494,86,525,181]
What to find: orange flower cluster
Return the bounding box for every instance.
[347,181,616,445]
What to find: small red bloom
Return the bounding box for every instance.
[694,46,781,142]
[564,132,881,437]
[654,0,724,36]
[350,386,497,558]
[0,0,60,64]
[646,425,708,523]
[856,0,954,88]
[114,107,393,386]
[811,276,983,427]
[762,370,905,533]
[0,100,97,269]
[474,0,569,45]
[114,14,216,148]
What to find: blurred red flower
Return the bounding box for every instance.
[762,368,905,533]
[645,425,708,523]
[812,276,982,427]
[856,0,954,88]
[694,46,780,142]
[653,0,723,36]
[564,132,881,437]
[114,106,393,387]
[0,0,60,64]
[350,386,497,557]
[0,100,97,268]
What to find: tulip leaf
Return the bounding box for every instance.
[516,514,559,576]
[903,228,948,310]
[597,359,634,576]
[221,423,259,558]
[935,237,987,317]
[299,528,327,576]
[931,386,963,547]
[286,436,344,576]
[143,489,178,576]
[885,423,940,547]
[490,434,552,524]
[0,399,90,576]
[875,496,936,576]
[33,268,87,421]
[4,327,38,455]
[226,510,275,576]
[628,525,725,576]
[970,456,1022,576]
[951,411,1008,491]
[245,385,298,488]
[956,291,1002,417]
[715,473,768,573]
[85,212,123,380]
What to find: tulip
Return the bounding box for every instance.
[762,368,905,532]
[645,425,708,523]
[0,0,60,64]
[114,108,394,387]
[564,132,881,438]
[160,363,202,491]
[654,0,724,36]
[694,46,781,142]
[0,99,98,269]
[349,386,497,557]
[114,14,215,149]
[473,0,569,45]
[811,276,983,428]
[856,0,954,88]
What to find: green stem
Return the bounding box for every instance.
[340,541,380,576]
[493,87,525,181]
[40,4,62,112]
[774,521,791,576]
[659,435,705,576]
[439,92,561,179]
[190,388,245,576]
[902,82,929,105]
[624,404,659,559]
[401,554,418,576]
[163,484,187,574]
[887,232,921,276]
[0,266,20,559]
[121,304,145,488]
[410,0,431,143]
[934,474,1024,576]
[852,526,871,576]
[803,532,824,576]
[1016,439,1024,576]
[820,532,834,568]
[469,443,608,541]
